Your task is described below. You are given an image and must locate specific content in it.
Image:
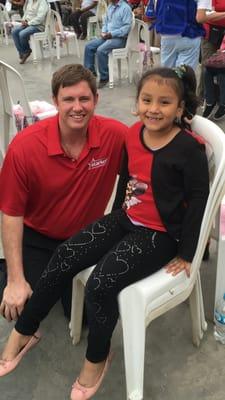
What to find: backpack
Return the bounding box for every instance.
[154,0,205,38]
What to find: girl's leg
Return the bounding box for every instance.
[76,226,177,389]
[1,210,127,361]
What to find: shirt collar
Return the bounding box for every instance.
[47,114,100,156]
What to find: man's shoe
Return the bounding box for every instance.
[202,103,216,119]
[214,105,225,121]
[0,331,41,377]
[19,50,32,64]
[70,353,112,400]
[98,79,109,89]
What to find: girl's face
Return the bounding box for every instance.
[137,77,184,135]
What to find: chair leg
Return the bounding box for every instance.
[74,36,80,58]
[30,37,38,62]
[56,36,61,59]
[197,272,208,333]
[189,273,207,347]
[70,278,85,345]
[119,288,146,400]
[127,54,132,84]
[108,54,114,89]
[117,59,122,81]
[3,23,9,45]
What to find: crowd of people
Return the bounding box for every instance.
[0,1,224,399]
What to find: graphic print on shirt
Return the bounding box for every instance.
[123,177,148,210]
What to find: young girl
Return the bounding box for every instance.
[0,66,209,400]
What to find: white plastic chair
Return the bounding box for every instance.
[69,115,225,400]
[0,59,57,159]
[50,9,80,59]
[134,18,160,76]
[108,14,136,88]
[87,0,107,40]
[29,8,53,62]
[0,3,10,43]
[3,19,21,45]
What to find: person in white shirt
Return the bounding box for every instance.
[69,0,98,39]
[11,0,49,64]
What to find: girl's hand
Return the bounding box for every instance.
[165,257,191,277]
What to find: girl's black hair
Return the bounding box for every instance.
[136,65,199,129]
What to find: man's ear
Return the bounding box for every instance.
[94,92,99,106]
[52,96,58,109]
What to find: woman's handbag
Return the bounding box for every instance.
[205,50,225,69]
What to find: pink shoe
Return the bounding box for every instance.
[70,353,113,400]
[0,331,41,377]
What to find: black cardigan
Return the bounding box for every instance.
[113,127,209,262]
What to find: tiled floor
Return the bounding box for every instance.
[1,38,225,400]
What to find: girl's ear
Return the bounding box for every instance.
[176,100,185,118]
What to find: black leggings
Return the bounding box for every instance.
[15,210,177,362]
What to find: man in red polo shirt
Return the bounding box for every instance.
[0,64,126,322]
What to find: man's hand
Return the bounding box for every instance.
[21,20,28,26]
[101,32,112,40]
[0,279,33,322]
[165,257,191,277]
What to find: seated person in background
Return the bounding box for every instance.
[60,0,73,26]
[11,0,49,64]
[9,0,25,17]
[203,34,225,120]
[0,64,126,325]
[84,0,133,88]
[47,0,63,17]
[69,0,98,39]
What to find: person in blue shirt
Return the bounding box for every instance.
[84,0,133,88]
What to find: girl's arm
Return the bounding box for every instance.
[177,142,209,264]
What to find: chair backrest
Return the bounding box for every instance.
[96,0,107,22]
[50,8,66,36]
[124,13,137,52]
[0,59,33,154]
[0,3,10,26]
[135,18,150,48]
[190,115,225,278]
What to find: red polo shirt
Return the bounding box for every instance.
[0,115,126,239]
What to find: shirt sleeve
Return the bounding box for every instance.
[110,6,133,38]
[26,0,49,26]
[197,0,212,9]
[177,142,209,262]
[0,145,29,216]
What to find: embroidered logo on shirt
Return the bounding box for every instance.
[88,157,108,170]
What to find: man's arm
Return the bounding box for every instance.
[196,9,225,24]
[80,0,98,13]
[0,214,32,322]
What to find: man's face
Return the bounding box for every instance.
[53,81,98,135]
